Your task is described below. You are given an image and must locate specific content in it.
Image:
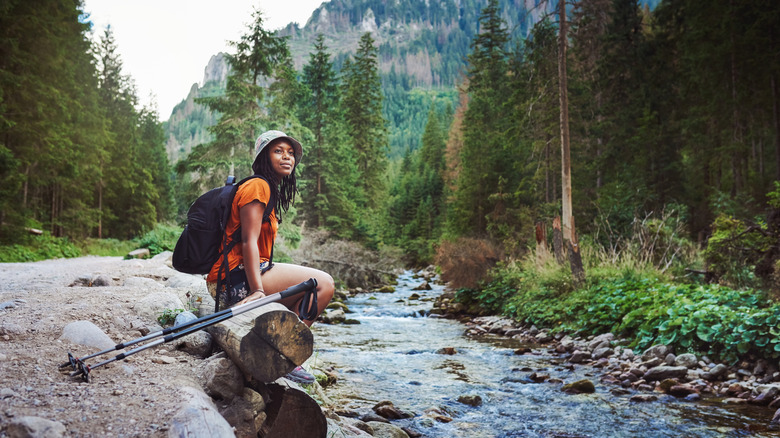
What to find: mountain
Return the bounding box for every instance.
[163,0,657,162]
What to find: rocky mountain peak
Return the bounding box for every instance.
[202,53,229,86]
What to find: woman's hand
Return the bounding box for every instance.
[237,290,266,306]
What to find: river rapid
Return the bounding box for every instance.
[312,271,780,437]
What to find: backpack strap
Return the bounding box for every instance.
[215,175,277,312]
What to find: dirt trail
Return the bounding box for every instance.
[0,254,208,437]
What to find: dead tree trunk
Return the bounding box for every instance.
[208,303,313,383]
[552,217,565,265]
[567,218,586,284]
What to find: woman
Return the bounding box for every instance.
[206,130,335,383]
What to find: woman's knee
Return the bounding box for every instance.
[316,271,335,302]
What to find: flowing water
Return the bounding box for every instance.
[312,272,780,437]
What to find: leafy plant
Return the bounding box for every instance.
[133,223,182,256]
[157,308,187,327]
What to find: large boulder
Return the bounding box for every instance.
[133,292,184,324]
[643,366,688,382]
[59,320,114,350]
[6,416,66,438]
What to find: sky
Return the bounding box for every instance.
[82,0,326,121]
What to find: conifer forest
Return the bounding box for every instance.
[2,0,780,304]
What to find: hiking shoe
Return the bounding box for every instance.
[285,366,315,384]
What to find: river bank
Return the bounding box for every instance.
[432,287,780,433]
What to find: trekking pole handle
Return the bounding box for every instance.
[231,277,318,316]
[279,277,318,300]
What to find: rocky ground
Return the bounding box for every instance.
[0,254,424,438]
[0,254,221,437]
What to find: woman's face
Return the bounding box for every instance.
[268,140,296,178]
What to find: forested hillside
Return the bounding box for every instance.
[165,0,654,159]
[2,0,780,298]
[0,1,172,244]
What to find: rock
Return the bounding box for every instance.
[412,281,432,291]
[620,349,635,360]
[751,384,780,406]
[639,357,664,369]
[377,286,395,293]
[592,347,614,360]
[664,353,676,365]
[588,333,614,350]
[91,275,112,287]
[327,418,373,437]
[658,379,680,393]
[669,384,699,398]
[373,401,413,420]
[535,332,553,343]
[562,379,596,394]
[1,388,19,399]
[366,421,410,438]
[770,408,780,430]
[360,412,389,423]
[176,331,213,358]
[630,394,658,402]
[643,366,689,382]
[152,356,176,364]
[133,292,184,323]
[641,344,672,361]
[569,350,591,364]
[6,416,66,438]
[457,394,482,406]
[59,321,114,350]
[0,323,25,337]
[436,347,457,355]
[321,308,346,324]
[219,394,261,438]
[168,386,234,438]
[127,248,150,259]
[674,353,698,368]
[199,356,244,400]
[702,363,729,381]
[173,311,198,327]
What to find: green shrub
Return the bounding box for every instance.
[0,233,81,262]
[133,223,182,256]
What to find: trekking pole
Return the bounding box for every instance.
[63,277,318,382]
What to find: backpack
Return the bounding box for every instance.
[172,175,276,289]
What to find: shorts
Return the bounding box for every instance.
[207,261,270,310]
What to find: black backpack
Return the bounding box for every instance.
[172,175,276,289]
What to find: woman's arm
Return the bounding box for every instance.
[237,200,266,305]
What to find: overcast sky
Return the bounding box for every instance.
[82,0,326,121]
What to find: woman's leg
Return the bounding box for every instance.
[260,262,334,326]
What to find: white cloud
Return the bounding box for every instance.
[82,0,325,121]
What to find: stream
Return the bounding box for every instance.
[312,271,780,437]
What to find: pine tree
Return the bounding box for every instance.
[449,0,510,236]
[181,9,290,198]
[298,35,362,235]
[342,32,388,210]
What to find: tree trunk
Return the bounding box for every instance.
[207,303,313,383]
[254,381,327,438]
[567,218,586,284]
[558,0,573,242]
[552,216,565,265]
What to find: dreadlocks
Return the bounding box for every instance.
[252,140,298,222]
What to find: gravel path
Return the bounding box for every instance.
[0,254,209,437]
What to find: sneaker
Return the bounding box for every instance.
[285,366,315,384]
